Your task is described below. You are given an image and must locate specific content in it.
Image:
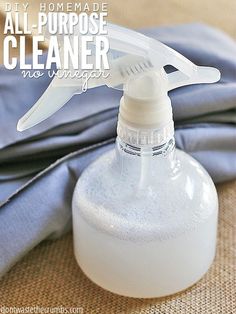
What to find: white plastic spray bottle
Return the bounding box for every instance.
[17,23,220,298]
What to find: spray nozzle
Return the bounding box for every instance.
[17,22,220,131]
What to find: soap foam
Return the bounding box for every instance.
[73,148,217,242]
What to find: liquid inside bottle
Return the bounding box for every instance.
[72,136,218,298]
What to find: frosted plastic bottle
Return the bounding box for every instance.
[72,72,218,298]
[16,22,220,298]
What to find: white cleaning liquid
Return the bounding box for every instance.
[73,138,218,298]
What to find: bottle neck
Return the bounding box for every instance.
[115,135,178,190]
[116,85,177,189]
[116,136,175,158]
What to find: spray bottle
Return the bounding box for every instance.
[17,23,220,298]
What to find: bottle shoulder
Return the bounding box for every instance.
[73,147,218,241]
[74,146,216,197]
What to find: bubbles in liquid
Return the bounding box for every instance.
[73,148,217,242]
[72,147,218,297]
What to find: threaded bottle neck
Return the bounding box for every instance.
[117,117,175,148]
[116,136,175,157]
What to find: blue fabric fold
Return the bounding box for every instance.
[0,23,235,277]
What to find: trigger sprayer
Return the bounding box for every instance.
[18,23,220,298]
[17,22,220,131]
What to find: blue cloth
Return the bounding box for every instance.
[0,23,235,277]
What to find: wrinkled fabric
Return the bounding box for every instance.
[0,23,235,276]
